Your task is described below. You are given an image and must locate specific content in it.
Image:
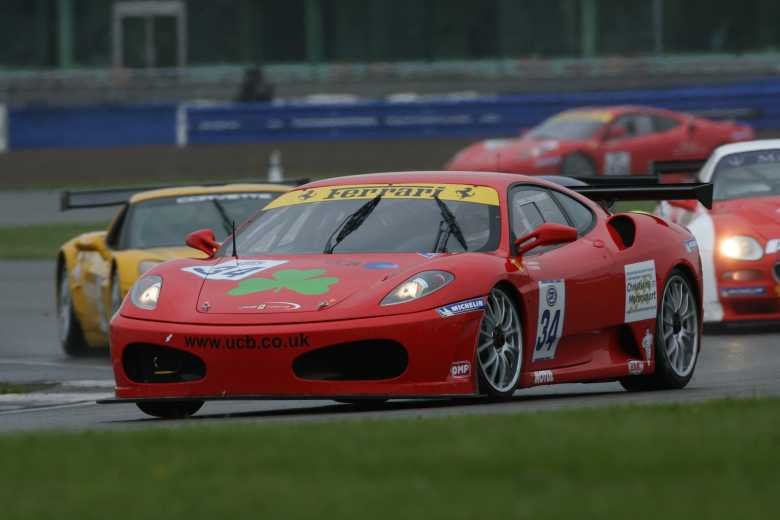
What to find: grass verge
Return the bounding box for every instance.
[0,222,107,260]
[1,398,778,519]
[0,382,53,394]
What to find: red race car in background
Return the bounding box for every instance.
[102,171,711,419]
[446,106,754,177]
[657,140,780,325]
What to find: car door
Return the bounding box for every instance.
[509,186,617,370]
[602,112,668,175]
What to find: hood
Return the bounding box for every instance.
[189,253,441,315]
[447,136,579,171]
[712,196,780,240]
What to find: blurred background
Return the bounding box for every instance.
[1,0,780,185]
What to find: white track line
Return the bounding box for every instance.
[59,380,115,389]
[0,358,108,370]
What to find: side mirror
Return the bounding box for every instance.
[186,229,219,257]
[605,125,629,141]
[75,234,110,258]
[515,223,577,257]
[667,199,698,211]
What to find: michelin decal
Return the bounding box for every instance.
[437,297,486,318]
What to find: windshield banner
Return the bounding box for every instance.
[264,183,499,209]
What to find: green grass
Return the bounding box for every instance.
[1,398,778,519]
[614,200,658,213]
[0,382,53,394]
[0,222,107,260]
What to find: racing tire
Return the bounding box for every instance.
[620,269,700,392]
[560,153,596,178]
[136,400,204,419]
[57,263,90,357]
[334,398,388,409]
[477,286,523,399]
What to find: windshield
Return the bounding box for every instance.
[124,192,281,249]
[713,150,780,201]
[527,111,610,140]
[223,183,501,255]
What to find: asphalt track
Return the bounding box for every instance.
[0,190,117,226]
[1,260,779,434]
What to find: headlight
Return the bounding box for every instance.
[138,260,162,275]
[719,236,763,261]
[381,271,454,306]
[130,275,162,310]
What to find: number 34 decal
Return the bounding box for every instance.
[533,280,566,361]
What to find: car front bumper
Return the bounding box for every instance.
[108,307,483,401]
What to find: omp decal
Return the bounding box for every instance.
[450,361,471,378]
[182,259,288,280]
[228,269,338,296]
[628,360,645,375]
[417,252,441,259]
[183,333,310,350]
[437,297,486,318]
[238,301,302,311]
[684,238,698,252]
[533,280,565,362]
[363,262,399,270]
[641,329,654,360]
[624,260,657,323]
[533,370,554,384]
[263,183,500,209]
[176,193,273,204]
[604,151,631,176]
[720,287,767,297]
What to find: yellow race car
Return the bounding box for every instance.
[56,182,293,356]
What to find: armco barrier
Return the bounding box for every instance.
[7,104,176,150]
[6,78,780,152]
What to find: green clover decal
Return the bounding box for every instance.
[228,269,339,296]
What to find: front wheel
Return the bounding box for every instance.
[477,286,523,399]
[137,400,204,419]
[621,270,700,391]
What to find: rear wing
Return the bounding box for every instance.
[60,178,309,211]
[570,182,713,209]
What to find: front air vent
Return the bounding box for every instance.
[293,340,408,381]
[122,343,206,383]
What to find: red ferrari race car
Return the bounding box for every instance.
[102,172,711,418]
[446,105,754,177]
[657,139,780,324]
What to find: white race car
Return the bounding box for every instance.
[658,140,780,324]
